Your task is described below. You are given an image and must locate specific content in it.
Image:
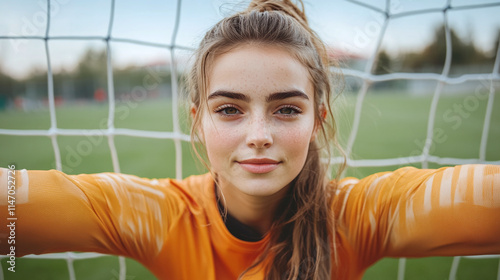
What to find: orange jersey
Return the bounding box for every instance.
[0,165,499,279]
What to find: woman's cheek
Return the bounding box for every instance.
[204,123,241,159]
[280,120,313,147]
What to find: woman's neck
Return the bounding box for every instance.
[216,180,290,236]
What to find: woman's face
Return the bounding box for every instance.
[200,44,317,197]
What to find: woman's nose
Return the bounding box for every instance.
[246,116,273,149]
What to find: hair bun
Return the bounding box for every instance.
[246,0,309,26]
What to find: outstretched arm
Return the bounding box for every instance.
[335,164,500,266]
[0,167,183,262]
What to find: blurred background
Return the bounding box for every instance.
[0,0,499,279]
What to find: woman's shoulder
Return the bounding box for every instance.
[158,172,216,209]
[71,170,214,195]
[163,173,214,197]
[98,172,216,208]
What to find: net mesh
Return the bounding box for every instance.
[0,0,499,279]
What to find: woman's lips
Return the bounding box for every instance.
[237,158,280,174]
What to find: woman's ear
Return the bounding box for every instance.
[311,104,326,142]
[320,104,327,121]
[191,104,205,140]
[190,104,197,119]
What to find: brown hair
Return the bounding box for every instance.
[186,0,344,279]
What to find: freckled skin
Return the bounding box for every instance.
[201,44,317,200]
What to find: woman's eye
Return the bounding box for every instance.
[223,107,239,114]
[215,106,241,115]
[276,106,301,115]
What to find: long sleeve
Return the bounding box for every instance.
[334,164,500,269]
[0,168,185,263]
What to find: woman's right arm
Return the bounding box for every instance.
[0,167,183,262]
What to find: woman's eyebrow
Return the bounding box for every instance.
[266,91,309,102]
[208,90,249,102]
[207,90,309,102]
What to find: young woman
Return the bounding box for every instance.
[1,1,499,279]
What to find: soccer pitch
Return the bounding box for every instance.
[0,92,499,279]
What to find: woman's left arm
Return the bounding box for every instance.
[337,164,500,261]
[382,164,500,257]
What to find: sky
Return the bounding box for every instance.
[0,0,499,79]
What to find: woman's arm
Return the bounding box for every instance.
[0,167,183,262]
[335,164,500,266]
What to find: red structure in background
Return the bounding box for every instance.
[94,88,107,103]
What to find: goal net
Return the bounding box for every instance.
[0,0,499,279]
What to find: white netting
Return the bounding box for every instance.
[338,1,500,169]
[0,0,499,279]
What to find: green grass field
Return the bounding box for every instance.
[1,92,499,279]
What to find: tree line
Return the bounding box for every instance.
[375,24,499,75]
[0,48,173,110]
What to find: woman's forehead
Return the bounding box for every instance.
[206,44,314,100]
